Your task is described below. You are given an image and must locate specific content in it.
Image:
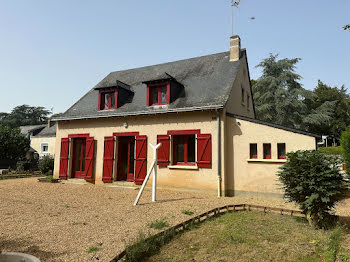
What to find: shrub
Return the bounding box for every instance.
[148,219,169,230]
[341,130,350,179]
[278,150,348,228]
[16,160,32,172]
[319,146,342,156]
[38,155,54,174]
[182,209,194,216]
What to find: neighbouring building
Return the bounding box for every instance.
[30,121,57,158]
[53,36,319,197]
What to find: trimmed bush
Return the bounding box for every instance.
[16,160,32,172]
[340,130,350,179]
[38,155,54,174]
[278,150,348,228]
[319,146,342,156]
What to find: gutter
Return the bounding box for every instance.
[217,110,222,197]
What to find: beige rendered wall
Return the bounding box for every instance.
[31,137,56,157]
[225,52,255,118]
[53,111,221,191]
[225,116,316,196]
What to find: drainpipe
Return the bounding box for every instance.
[217,110,222,197]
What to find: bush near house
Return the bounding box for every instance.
[341,130,350,179]
[278,150,348,228]
[38,155,54,174]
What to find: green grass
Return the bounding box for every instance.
[149,219,169,230]
[146,211,350,262]
[181,209,194,216]
[87,246,99,253]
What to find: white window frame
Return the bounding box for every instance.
[40,142,49,154]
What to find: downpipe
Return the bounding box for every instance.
[217,111,222,197]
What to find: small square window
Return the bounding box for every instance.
[149,84,168,106]
[173,134,196,165]
[41,143,49,154]
[249,143,257,159]
[99,90,117,110]
[263,143,271,159]
[277,143,286,159]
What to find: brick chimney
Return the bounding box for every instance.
[229,35,241,62]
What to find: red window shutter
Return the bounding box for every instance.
[197,134,212,168]
[102,136,114,182]
[157,135,170,166]
[135,135,147,185]
[84,137,95,182]
[59,138,69,179]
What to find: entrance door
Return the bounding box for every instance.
[71,138,86,178]
[117,137,135,181]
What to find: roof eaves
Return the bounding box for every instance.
[53,105,224,122]
[227,113,321,138]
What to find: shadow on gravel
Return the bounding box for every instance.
[0,238,66,260]
[137,197,202,206]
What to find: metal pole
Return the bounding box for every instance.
[152,143,160,202]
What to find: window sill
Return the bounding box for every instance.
[168,165,199,170]
[247,159,287,163]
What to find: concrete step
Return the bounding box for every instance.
[61,179,88,185]
[106,181,140,190]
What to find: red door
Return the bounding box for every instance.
[71,138,86,178]
[117,137,135,181]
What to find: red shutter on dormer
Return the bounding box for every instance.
[197,134,212,168]
[135,135,147,185]
[84,137,95,182]
[59,138,69,179]
[157,135,170,166]
[102,136,114,182]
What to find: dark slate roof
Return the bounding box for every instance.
[54,51,244,121]
[227,113,321,138]
[34,124,56,137]
[19,125,46,136]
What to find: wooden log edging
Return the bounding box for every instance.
[110,203,303,261]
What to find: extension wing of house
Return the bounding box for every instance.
[53,36,318,197]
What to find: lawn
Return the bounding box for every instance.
[147,212,350,262]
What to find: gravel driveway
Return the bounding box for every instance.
[1,178,350,261]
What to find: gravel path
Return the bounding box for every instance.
[1,178,350,262]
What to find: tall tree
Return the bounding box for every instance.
[307,80,350,139]
[0,105,51,128]
[0,125,30,161]
[252,54,334,131]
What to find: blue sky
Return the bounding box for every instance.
[0,0,349,114]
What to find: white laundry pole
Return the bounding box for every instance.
[134,143,161,206]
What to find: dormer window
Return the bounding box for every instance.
[147,82,170,106]
[98,89,118,110]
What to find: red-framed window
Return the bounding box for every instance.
[249,143,257,159]
[147,82,170,106]
[277,143,286,159]
[98,89,118,110]
[172,134,196,165]
[263,143,271,159]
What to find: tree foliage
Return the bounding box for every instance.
[38,155,55,174]
[252,54,349,139]
[344,24,350,31]
[0,125,30,161]
[278,150,348,228]
[340,130,350,179]
[0,105,51,128]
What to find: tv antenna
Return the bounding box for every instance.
[231,0,241,35]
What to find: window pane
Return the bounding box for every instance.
[263,144,271,159]
[110,93,115,108]
[104,93,110,109]
[187,135,195,163]
[74,140,82,171]
[278,143,286,159]
[152,88,158,105]
[176,136,185,163]
[81,140,86,171]
[250,143,257,158]
[160,86,167,104]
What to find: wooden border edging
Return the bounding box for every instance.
[110,203,303,261]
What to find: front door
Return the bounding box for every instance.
[71,138,86,178]
[117,137,135,181]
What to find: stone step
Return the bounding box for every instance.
[61,179,88,185]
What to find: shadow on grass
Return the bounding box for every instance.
[0,238,66,260]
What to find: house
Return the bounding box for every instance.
[19,124,47,159]
[53,36,318,197]
[30,120,57,157]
